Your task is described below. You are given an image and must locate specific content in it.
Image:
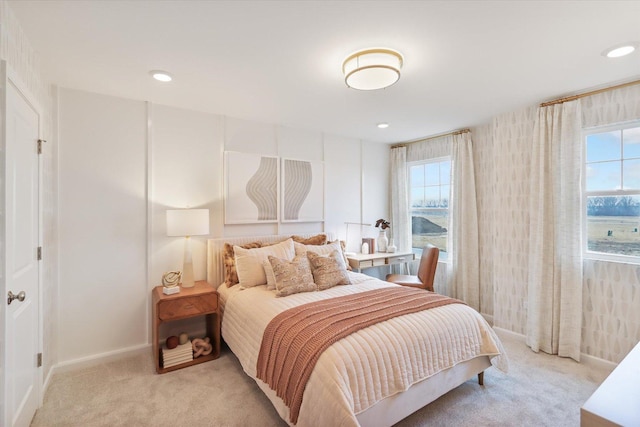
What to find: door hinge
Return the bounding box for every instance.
[37,139,46,155]
[37,353,42,368]
[37,246,42,261]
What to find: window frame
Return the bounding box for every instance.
[582,121,640,264]
[408,156,451,256]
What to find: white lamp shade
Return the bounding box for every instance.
[343,48,403,91]
[166,209,210,237]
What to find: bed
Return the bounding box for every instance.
[207,234,508,427]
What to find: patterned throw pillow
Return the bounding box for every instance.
[291,233,327,246]
[269,255,317,297]
[307,250,351,291]
[294,241,351,271]
[223,242,262,287]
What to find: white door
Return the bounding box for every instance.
[4,78,41,427]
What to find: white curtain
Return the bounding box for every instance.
[407,135,449,162]
[581,83,640,127]
[527,100,583,361]
[389,146,410,252]
[447,132,480,310]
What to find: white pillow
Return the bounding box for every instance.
[294,241,347,270]
[263,259,277,290]
[234,238,295,288]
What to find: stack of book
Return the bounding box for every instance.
[161,341,193,368]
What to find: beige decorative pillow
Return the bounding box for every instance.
[223,241,262,287]
[307,250,351,291]
[291,233,327,246]
[234,238,295,288]
[294,241,349,270]
[269,255,317,297]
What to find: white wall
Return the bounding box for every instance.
[150,105,222,297]
[362,141,390,237]
[58,90,148,363]
[57,88,389,365]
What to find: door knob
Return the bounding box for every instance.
[7,290,26,305]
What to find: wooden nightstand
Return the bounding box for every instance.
[152,280,220,374]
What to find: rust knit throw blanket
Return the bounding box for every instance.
[256,287,464,424]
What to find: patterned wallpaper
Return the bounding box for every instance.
[487,107,536,335]
[412,91,640,364]
[580,84,640,362]
[583,259,640,363]
[470,95,640,363]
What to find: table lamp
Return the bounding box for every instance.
[166,209,210,287]
[344,221,371,255]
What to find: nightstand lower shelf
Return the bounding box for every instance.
[158,352,217,374]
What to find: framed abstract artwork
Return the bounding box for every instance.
[224,151,279,224]
[281,158,324,223]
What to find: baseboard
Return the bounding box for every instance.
[43,365,55,395]
[53,343,151,374]
[581,352,617,373]
[493,327,617,372]
[493,327,526,343]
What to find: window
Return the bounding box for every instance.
[409,157,450,253]
[584,123,640,261]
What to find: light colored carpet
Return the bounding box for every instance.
[32,331,611,427]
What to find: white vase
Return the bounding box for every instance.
[387,238,397,253]
[377,229,388,253]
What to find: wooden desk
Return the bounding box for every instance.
[347,251,415,273]
[581,341,640,426]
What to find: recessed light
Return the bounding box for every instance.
[150,70,173,82]
[602,43,637,58]
[377,123,389,129]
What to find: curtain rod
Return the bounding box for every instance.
[540,79,640,108]
[391,128,470,149]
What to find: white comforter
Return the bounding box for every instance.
[219,272,507,427]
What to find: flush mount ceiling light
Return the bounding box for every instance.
[602,43,637,58]
[150,70,173,82]
[377,123,389,129]
[342,48,403,90]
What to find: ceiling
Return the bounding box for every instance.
[8,0,640,144]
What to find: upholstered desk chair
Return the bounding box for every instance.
[386,244,439,292]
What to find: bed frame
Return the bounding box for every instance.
[207,233,489,426]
